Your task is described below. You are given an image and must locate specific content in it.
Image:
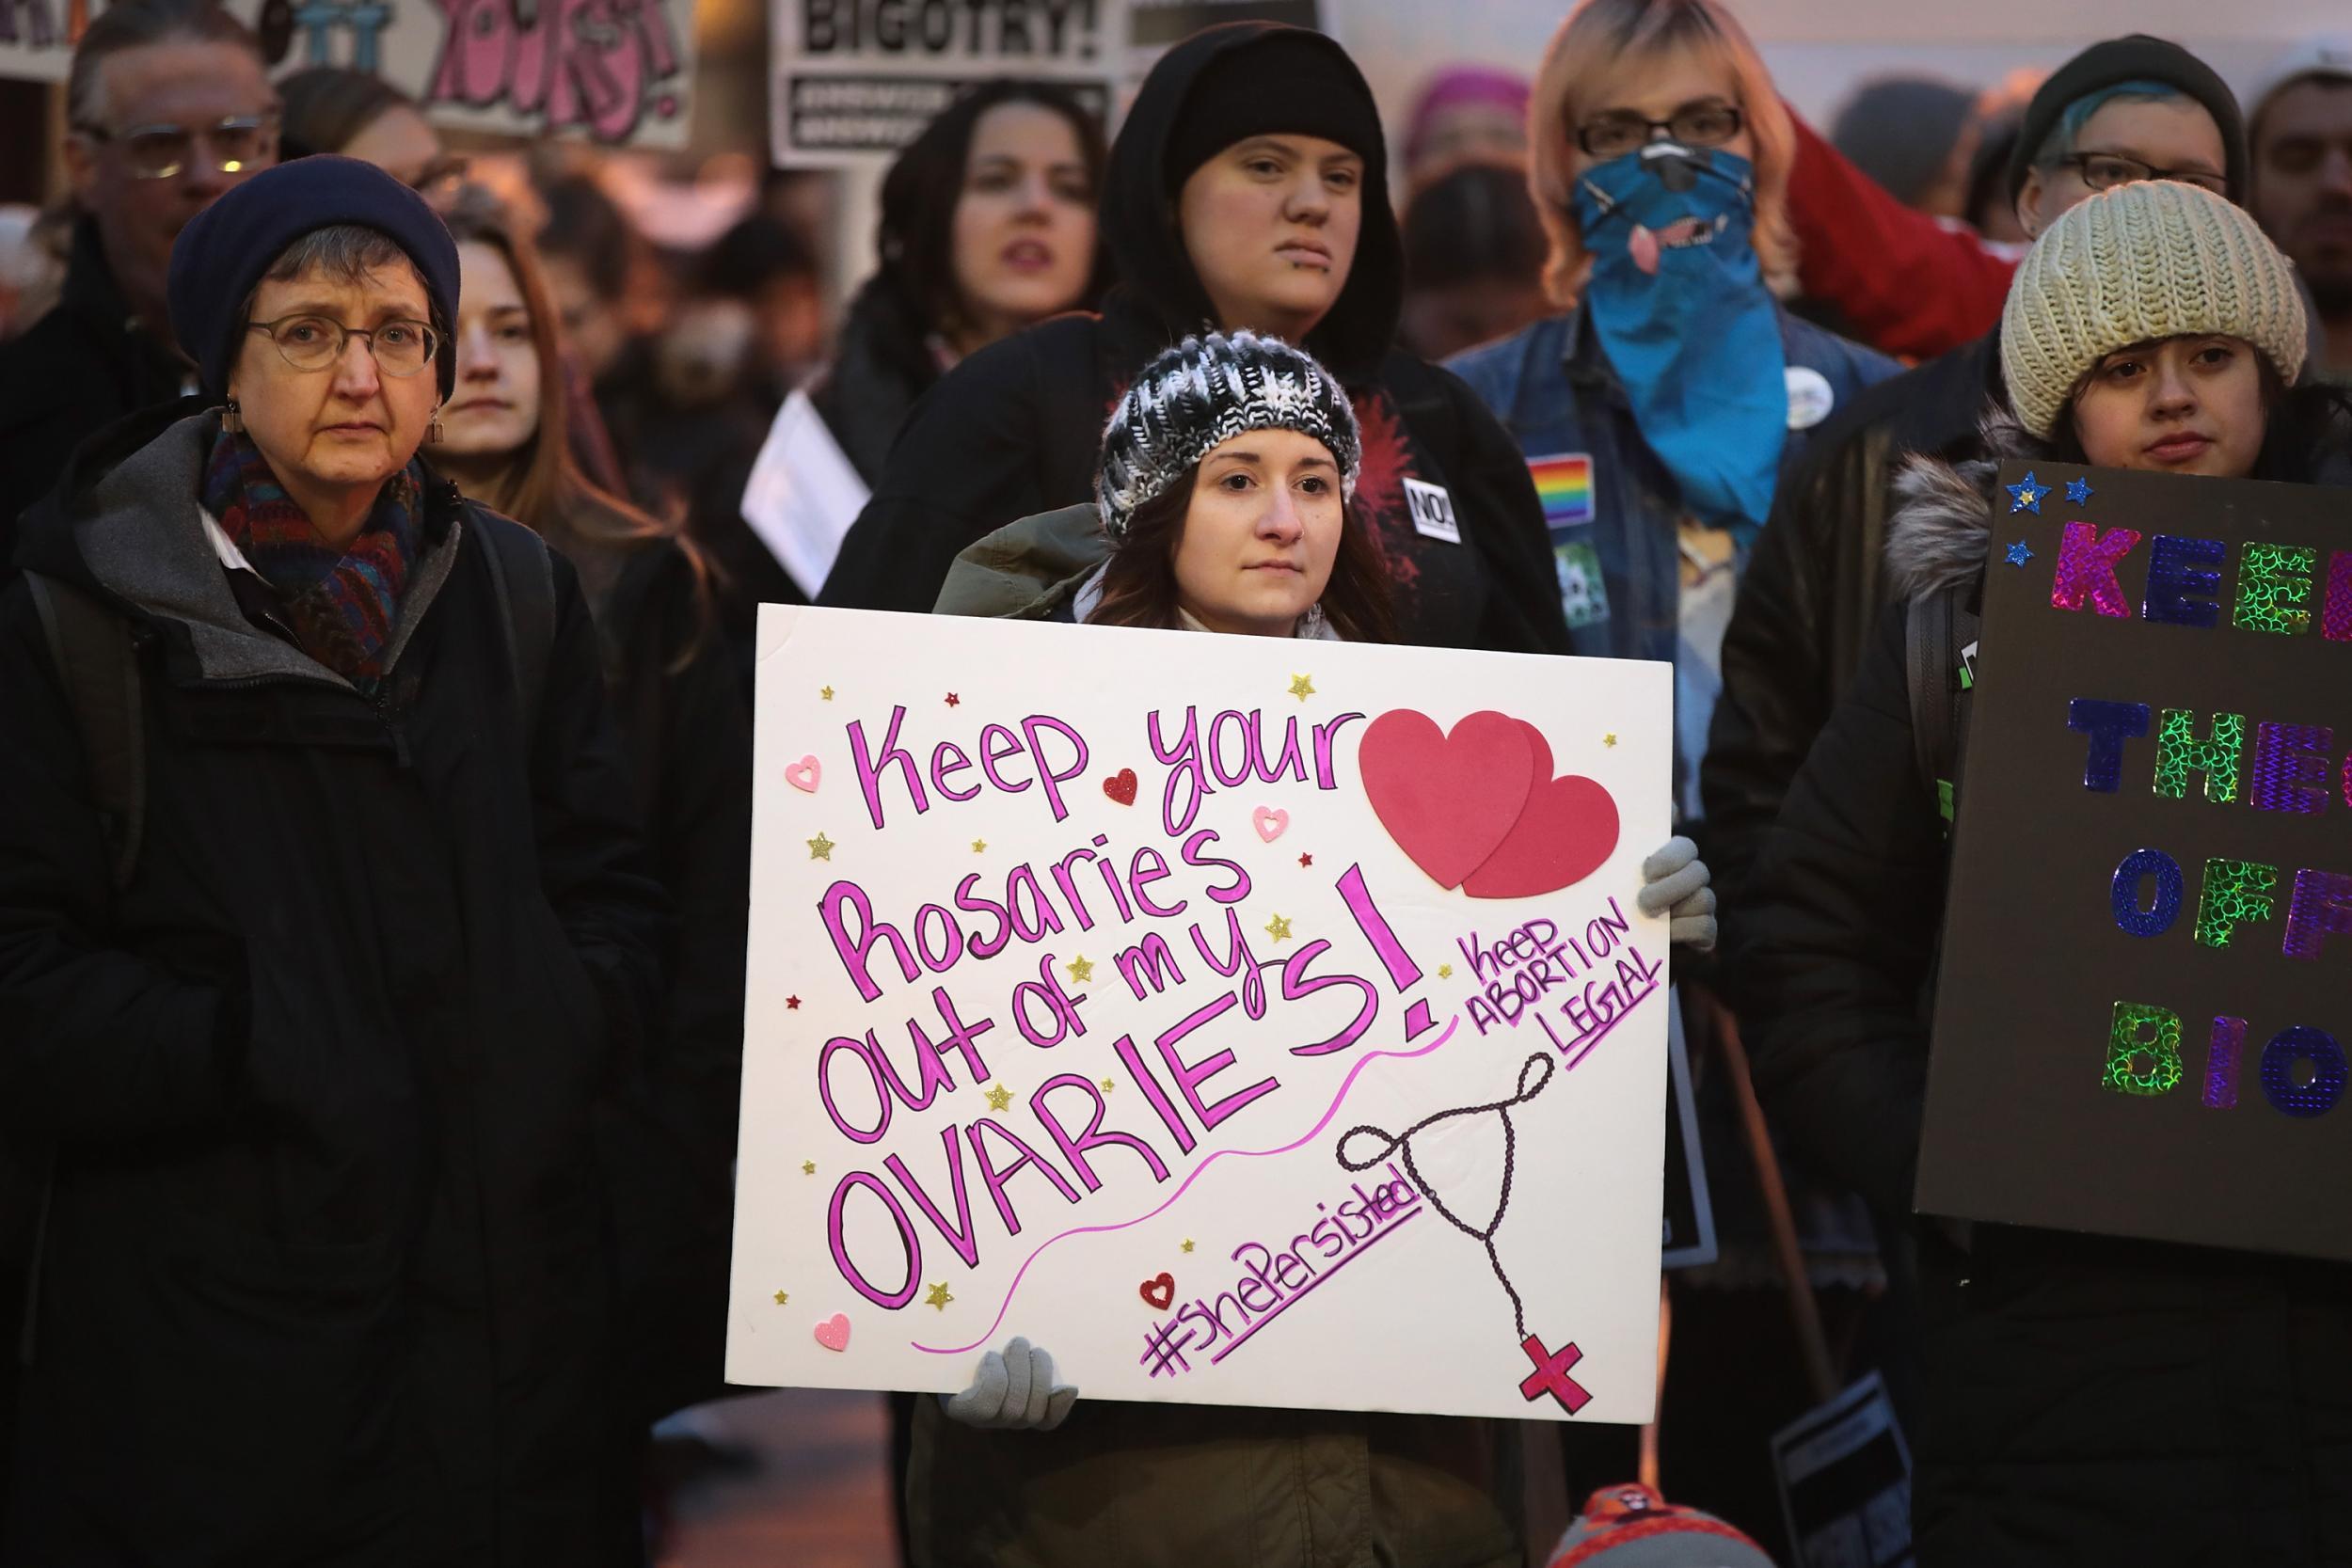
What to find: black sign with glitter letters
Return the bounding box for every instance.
[1915,461,2352,1260]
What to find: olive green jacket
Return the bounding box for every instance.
[930,502,1106,623]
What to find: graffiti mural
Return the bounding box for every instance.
[2,0,692,148]
[428,0,687,144]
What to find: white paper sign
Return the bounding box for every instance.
[1,0,694,148]
[769,0,1124,168]
[739,388,874,601]
[728,605,1674,1423]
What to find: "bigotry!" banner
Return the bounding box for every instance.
[1918,461,2352,1259]
[725,607,1675,1422]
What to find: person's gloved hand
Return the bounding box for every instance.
[1636,836,1717,951]
[940,1337,1077,1431]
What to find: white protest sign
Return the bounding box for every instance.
[727,606,1677,1423]
[769,0,1123,168]
[739,388,873,601]
[0,0,693,148]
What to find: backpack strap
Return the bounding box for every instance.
[24,572,144,891]
[15,574,132,1367]
[474,512,557,742]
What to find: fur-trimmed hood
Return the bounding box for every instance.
[1883,407,2044,603]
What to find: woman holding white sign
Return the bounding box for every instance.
[738,79,1109,604]
[1740,181,2352,1564]
[820,22,1572,662]
[918,328,1717,1568]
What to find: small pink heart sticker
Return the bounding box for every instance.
[813,1312,850,1353]
[787,755,822,794]
[1252,805,1289,843]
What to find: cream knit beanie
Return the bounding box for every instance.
[1999,181,2307,438]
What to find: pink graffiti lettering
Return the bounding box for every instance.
[428,0,684,142]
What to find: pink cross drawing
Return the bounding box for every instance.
[1518,1334,1592,1414]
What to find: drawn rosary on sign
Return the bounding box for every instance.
[1334,1053,1594,1414]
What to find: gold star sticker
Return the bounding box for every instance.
[1603,733,1618,748]
[1438,963,1454,979]
[773,1289,788,1305]
[925,1282,954,1311]
[1264,913,1293,942]
[1181,1239,1195,1253]
[802,1160,816,1175]
[806,832,834,861]
[1066,955,1094,984]
[1288,673,1315,702]
[984,1083,1013,1113]
[819,686,834,701]
[1101,1078,1115,1092]
[972,839,987,853]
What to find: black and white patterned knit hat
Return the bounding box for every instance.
[1096,330,1360,541]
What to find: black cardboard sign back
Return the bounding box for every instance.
[1914,461,2352,1260]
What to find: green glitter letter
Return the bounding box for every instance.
[2233,543,2316,635]
[2153,709,2244,801]
[2195,859,2280,949]
[2105,1003,2184,1095]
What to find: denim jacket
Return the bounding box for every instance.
[1449,306,1896,816]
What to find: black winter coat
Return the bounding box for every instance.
[1737,445,2352,1567]
[811,278,946,491]
[0,220,193,580]
[0,407,668,1566]
[679,279,939,660]
[1699,330,2001,917]
[818,23,1570,658]
[546,505,753,1425]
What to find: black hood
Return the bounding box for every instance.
[1099,22,1402,386]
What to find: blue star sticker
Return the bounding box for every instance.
[2005,541,2035,567]
[2065,477,2093,505]
[2006,471,2049,514]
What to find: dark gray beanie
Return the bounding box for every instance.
[1831,76,1978,208]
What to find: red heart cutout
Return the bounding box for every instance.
[1359,710,1534,890]
[1138,1272,1175,1311]
[1462,721,1619,899]
[1103,768,1138,806]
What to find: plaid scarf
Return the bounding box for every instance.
[201,427,424,691]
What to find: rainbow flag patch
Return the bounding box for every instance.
[1529,452,1594,528]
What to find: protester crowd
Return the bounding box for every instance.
[0,0,2348,1562]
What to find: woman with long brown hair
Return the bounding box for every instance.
[437,188,753,1436]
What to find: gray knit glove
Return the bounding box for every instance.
[1637,836,1717,951]
[940,1337,1078,1431]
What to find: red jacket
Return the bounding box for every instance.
[1786,108,2022,361]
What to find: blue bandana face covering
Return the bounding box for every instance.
[1571,144,1787,542]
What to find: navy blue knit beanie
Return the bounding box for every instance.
[167,155,462,402]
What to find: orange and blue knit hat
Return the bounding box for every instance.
[1548,1484,1778,1568]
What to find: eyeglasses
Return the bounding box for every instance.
[76,113,278,181]
[246,314,440,377]
[2053,151,2230,198]
[1576,100,1743,160]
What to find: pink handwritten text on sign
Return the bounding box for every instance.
[427,0,685,143]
